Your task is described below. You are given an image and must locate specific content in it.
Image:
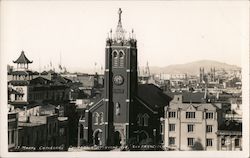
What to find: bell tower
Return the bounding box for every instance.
[104,8,138,145]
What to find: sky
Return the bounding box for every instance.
[1,1,249,73]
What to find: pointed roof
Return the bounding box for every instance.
[13,50,33,64]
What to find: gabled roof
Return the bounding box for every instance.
[13,51,33,64]
[41,71,49,75]
[169,103,217,111]
[137,84,171,110]
[33,71,39,75]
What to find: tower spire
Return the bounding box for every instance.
[115,8,125,41]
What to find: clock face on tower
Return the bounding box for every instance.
[113,75,124,85]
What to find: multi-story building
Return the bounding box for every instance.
[163,94,222,151]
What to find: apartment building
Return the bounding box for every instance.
[163,94,221,151]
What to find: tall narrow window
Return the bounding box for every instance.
[143,113,149,126]
[235,139,240,147]
[137,114,142,126]
[99,112,104,124]
[94,112,99,125]
[206,125,213,133]
[221,138,225,146]
[187,138,194,146]
[115,103,120,116]
[119,51,124,67]
[187,124,194,132]
[112,51,119,67]
[206,139,213,146]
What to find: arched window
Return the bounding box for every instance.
[93,112,99,125]
[143,113,149,127]
[119,51,124,67]
[112,50,119,67]
[115,103,120,116]
[137,113,142,126]
[99,112,104,124]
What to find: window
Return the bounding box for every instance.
[119,51,124,67]
[8,131,11,144]
[188,138,194,146]
[160,124,163,134]
[112,51,119,67]
[99,112,104,124]
[206,125,213,133]
[11,130,14,143]
[169,124,175,132]
[187,124,194,132]
[137,114,142,126]
[169,137,175,145]
[59,128,65,136]
[94,112,99,125]
[235,139,240,147]
[143,114,149,126]
[115,103,120,116]
[168,112,176,118]
[186,112,195,118]
[206,112,214,119]
[221,138,225,146]
[53,122,57,132]
[206,139,213,146]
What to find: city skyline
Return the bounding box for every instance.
[1,1,248,73]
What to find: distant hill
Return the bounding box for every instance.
[147,60,241,75]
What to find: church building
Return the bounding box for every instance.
[80,8,171,148]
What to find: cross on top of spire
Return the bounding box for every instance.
[118,8,122,23]
[106,8,136,45]
[115,8,125,41]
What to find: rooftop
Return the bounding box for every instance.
[13,50,33,64]
[218,120,242,132]
[137,84,172,110]
[168,102,217,111]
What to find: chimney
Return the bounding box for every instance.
[172,94,182,103]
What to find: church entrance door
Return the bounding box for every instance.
[93,129,102,146]
[114,131,121,147]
